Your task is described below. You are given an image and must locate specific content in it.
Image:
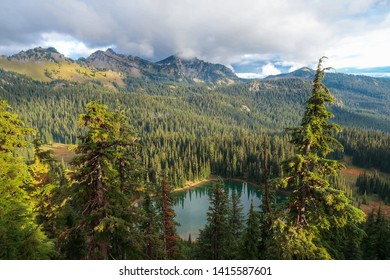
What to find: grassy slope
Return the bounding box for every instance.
[42,143,75,164]
[341,156,390,217]
[0,58,125,90]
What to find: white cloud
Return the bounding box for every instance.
[236,72,264,79]
[325,16,390,68]
[39,33,114,58]
[236,63,282,79]
[0,0,389,70]
[288,65,301,72]
[261,63,281,77]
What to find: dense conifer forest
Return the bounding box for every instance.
[1,59,390,260]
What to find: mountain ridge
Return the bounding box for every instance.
[0,47,239,86]
[264,67,316,80]
[266,66,390,100]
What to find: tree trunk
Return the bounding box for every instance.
[262,149,271,213]
[87,161,109,259]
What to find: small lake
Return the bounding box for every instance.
[173,180,264,240]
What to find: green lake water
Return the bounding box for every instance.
[173,181,264,240]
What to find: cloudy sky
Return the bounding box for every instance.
[1,0,390,78]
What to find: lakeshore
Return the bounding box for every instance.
[173,176,263,193]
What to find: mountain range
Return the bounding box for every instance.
[2,47,390,91]
[0,47,238,86]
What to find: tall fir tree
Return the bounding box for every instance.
[241,200,261,259]
[373,208,390,259]
[259,144,273,259]
[361,210,376,259]
[270,58,365,259]
[159,179,179,259]
[0,100,53,259]
[226,190,244,259]
[61,101,143,259]
[141,190,164,259]
[195,178,230,259]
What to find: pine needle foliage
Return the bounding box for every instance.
[270,58,365,259]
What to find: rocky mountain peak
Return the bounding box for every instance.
[9,47,70,63]
[156,55,238,84]
[105,48,116,54]
[157,55,201,65]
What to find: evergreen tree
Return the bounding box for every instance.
[374,208,390,259]
[270,58,365,259]
[61,101,143,259]
[259,145,273,259]
[0,100,53,259]
[241,200,261,259]
[195,179,230,259]
[342,223,364,259]
[361,208,390,259]
[361,210,376,259]
[28,138,64,239]
[226,191,244,259]
[141,191,164,259]
[159,179,179,259]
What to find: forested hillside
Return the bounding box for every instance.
[1,65,390,187]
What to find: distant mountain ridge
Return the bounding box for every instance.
[83,48,238,84]
[80,48,157,80]
[265,67,316,80]
[0,47,239,86]
[266,66,390,100]
[156,55,237,84]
